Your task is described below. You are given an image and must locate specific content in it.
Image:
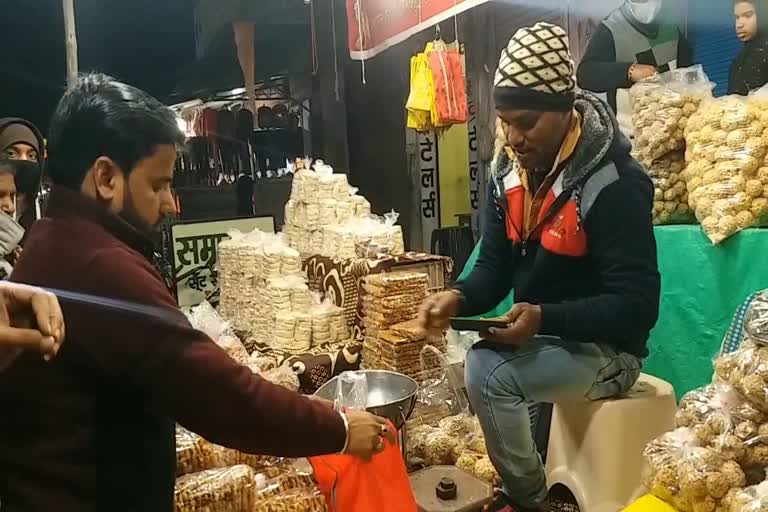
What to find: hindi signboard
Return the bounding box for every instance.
[171,216,275,308]
[346,0,490,60]
[466,72,481,239]
[418,131,441,251]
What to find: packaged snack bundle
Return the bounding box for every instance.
[644,428,746,512]
[258,363,300,392]
[721,481,768,511]
[336,199,357,223]
[684,95,768,243]
[631,66,713,169]
[408,411,500,484]
[675,383,768,466]
[650,152,694,225]
[184,301,250,364]
[745,291,768,346]
[176,427,228,476]
[174,464,257,512]
[715,341,768,414]
[351,194,371,216]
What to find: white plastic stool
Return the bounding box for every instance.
[544,373,676,512]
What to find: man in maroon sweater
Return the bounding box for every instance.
[0,73,390,511]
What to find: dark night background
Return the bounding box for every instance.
[0,0,196,135]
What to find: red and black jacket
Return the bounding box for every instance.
[456,92,660,358]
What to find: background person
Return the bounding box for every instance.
[577,0,692,137]
[0,159,24,279]
[729,0,768,95]
[0,118,45,229]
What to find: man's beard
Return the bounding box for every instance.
[119,190,163,247]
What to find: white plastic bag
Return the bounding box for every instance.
[335,371,368,411]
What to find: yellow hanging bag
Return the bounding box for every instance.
[406,42,436,132]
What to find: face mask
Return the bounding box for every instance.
[12,160,42,197]
[0,210,24,257]
[628,0,662,24]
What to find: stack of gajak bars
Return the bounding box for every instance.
[361,272,446,381]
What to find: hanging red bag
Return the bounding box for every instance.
[309,421,417,512]
[427,41,468,127]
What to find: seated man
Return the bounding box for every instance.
[419,22,660,512]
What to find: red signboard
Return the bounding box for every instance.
[346,0,489,60]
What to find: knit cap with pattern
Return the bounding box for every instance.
[494,22,576,112]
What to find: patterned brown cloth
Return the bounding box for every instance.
[251,341,363,394]
[303,252,453,340]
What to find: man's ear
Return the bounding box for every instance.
[91,156,121,201]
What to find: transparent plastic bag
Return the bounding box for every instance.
[644,428,746,512]
[649,152,694,225]
[175,426,228,476]
[185,301,250,363]
[631,65,714,168]
[335,371,368,411]
[715,341,768,413]
[258,363,300,392]
[407,345,466,429]
[174,464,257,512]
[684,95,768,244]
[253,487,328,512]
[722,480,768,511]
[675,383,768,465]
[254,467,317,499]
[185,300,234,341]
[745,291,768,346]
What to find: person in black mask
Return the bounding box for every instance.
[730,0,768,95]
[0,118,45,230]
[577,0,692,138]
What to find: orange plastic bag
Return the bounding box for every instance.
[427,42,468,127]
[309,421,417,512]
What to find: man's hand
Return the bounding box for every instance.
[0,283,64,360]
[485,303,542,346]
[418,290,462,335]
[344,410,396,461]
[630,64,657,83]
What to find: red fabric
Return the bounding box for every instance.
[503,187,525,243]
[536,189,557,225]
[427,47,468,126]
[346,0,490,57]
[309,421,417,512]
[540,199,588,257]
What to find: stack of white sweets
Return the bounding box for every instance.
[217,229,348,353]
[282,162,405,259]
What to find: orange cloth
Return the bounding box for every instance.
[309,421,417,512]
[504,110,582,237]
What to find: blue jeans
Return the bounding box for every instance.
[464,336,641,508]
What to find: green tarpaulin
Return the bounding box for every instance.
[458,226,768,399]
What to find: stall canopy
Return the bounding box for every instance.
[171,25,311,104]
[346,0,491,60]
[174,0,311,105]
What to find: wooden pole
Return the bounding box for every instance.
[63,0,79,84]
[233,22,256,114]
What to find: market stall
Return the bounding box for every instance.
[167,155,503,511]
